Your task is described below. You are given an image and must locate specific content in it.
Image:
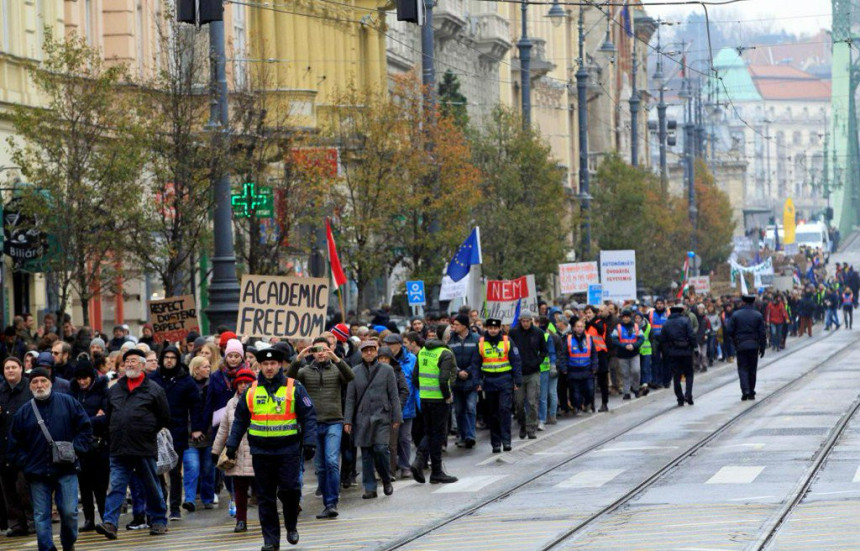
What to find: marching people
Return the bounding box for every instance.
[447,314,481,449]
[659,305,697,407]
[477,318,522,452]
[648,298,670,388]
[385,334,418,479]
[9,367,92,551]
[182,356,216,512]
[725,294,768,401]
[344,340,402,499]
[226,347,317,548]
[561,320,598,415]
[508,310,547,440]
[0,357,34,537]
[584,306,610,412]
[376,347,409,477]
[609,309,646,400]
[211,367,257,533]
[288,337,355,518]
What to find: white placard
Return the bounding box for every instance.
[599,250,637,302]
[687,276,710,294]
[559,261,600,294]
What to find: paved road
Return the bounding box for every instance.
[6,238,860,551]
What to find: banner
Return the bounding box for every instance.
[783,198,796,245]
[439,273,469,301]
[237,275,329,339]
[481,275,537,324]
[687,276,710,295]
[600,250,637,302]
[149,295,200,344]
[559,261,599,294]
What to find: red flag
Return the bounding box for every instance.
[326,218,347,288]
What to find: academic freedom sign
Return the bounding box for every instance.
[237,275,329,339]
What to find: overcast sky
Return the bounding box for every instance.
[646,0,832,38]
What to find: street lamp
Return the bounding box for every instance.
[547,0,566,27]
[518,0,532,129]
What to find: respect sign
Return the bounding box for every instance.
[559,262,599,294]
[237,275,329,339]
[149,295,200,344]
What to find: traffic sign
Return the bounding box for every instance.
[406,280,425,305]
[587,283,603,306]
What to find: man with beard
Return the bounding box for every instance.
[9,368,91,551]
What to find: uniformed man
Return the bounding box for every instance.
[476,318,522,453]
[410,332,458,484]
[226,348,317,549]
[659,305,696,406]
[725,294,767,400]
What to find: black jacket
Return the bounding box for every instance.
[508,325,548,375]
[70,372,110,440]
[0,378,32,464]
[149,345,205,452]
[447,331,481,392]
[659,313,696,357]
[9,392,92,479]
[105,375,170,457]
[725,305,767,352]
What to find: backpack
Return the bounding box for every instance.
[156,428,179,475]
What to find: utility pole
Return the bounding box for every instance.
[518,0,532,129]
[629,11,640,166]
[422,0,435,103]
[823,115,830,216]
[204,18,240,330]
[683,74,696,252]
[576,3,590,255]
[654,19,667,191]
[765,122,772,204]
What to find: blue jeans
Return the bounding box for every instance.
[640,355,652,386]
[130,473,146,516]
[453,389,477,441]
[104,456,167,528]
[30,474,77,551]
[538,371,558,422]
[182,446,215,505]
[313,423,343,508]
[826,308,841,329]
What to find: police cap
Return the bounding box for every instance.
[485,318,502,328]
[254,347,284,363]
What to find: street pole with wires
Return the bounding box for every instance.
[518,0,532,128]
[576,3,590,256]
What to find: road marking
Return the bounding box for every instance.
[853,466,860,483]
[706,466,765,484]
[556,469,625,488]
[721,443,766,450]
[433,475,507,493]
[596,446,678,452]
[666,519,760,528]
[810,490,860,496]
[728,495,776,501]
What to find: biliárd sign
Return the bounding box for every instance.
[237,275,329,339]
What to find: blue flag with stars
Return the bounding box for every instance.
[446,227,482,282]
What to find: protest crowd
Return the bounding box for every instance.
[0,242,857,551]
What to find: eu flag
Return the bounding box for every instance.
[446,227,482,282]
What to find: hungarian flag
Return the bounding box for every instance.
[325,218,347,287]
[676,254,691,299]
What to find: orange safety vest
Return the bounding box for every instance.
[585,324,608,352]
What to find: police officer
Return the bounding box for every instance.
[226,348,317,548]
[725,294,767,401]
[659,305,696,406]
[476,319,522,453]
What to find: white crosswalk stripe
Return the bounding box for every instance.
[555,469,626,489]
[706,466,765,484]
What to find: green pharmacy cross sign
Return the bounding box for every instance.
[231,182,273,219]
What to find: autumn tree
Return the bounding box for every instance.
[592,154,691,293]
[693,159,735,272]
[128,16,220,296]
[470,108,570,287]
[6,30,146,324]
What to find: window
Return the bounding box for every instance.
[233,2,247,88]
[1,0,10,53]
[84,0,94,45]
[793,131,802,146]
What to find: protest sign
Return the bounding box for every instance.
[559,261,599,294]
[149,295,200,344]
[600,250,637,302]
[237,275,329,339]
[687,276,711,295]
[481,275,537,324]
[439,274,469,301]
[587,284,604,306]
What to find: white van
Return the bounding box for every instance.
[794,221,831,252]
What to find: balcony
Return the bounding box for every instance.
[511,37,555,80]
[473,13,512,64]
[433,0,468,42]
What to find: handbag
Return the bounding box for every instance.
[156,428,179,475]
[217,447,236,471]
[30,399,76,465]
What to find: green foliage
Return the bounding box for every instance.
[6,29,146,324]
[439,70,469,130]
[470,108,570,288]
[693,159,735,272]
[591,154,690,293]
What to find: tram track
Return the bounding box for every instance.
[378,328,856,551]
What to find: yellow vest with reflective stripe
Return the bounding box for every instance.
[246,379,297,438]
[417,347,445,400]
[540,333,551,372]
[479,336,512,373]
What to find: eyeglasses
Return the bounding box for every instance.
[51,351,61,356]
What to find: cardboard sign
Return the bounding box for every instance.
[149,295,200,344]
[237,275,329,339]
[559,262,599,294]
[687,276,711,295]
[481,275,538,324]
[600,250,637,302]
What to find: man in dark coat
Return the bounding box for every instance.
[725,294,768,400]
[96,349,171,540]
[508,310,547,439]
[0,357,34,537]
[149,345,204,520]
[8,368,92,551]
[344,340,402,499]
[446,314,481,448]
[32,352,71,396]
[659,305,697,406]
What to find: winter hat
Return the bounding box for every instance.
[332,323,350,343]
[35,351,54,368]
[224,338,244,358]
[29,368,51,382]
[219,331,238,349]
[90,337,106,350]
[186,331,200,343]
[74,359,95,379]
[232,367,256,389]
[454,313,470,327]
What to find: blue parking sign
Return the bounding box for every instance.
[406,280,425,305]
